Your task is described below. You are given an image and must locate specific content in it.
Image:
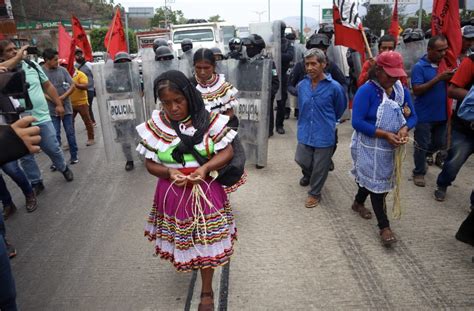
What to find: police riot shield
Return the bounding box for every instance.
[141,58,192,119]
[179,49,194,68]
[293,42,306,65]
[216,58,272,167]
[140,47,155,63]
[92,61,145,162]
[397,39,426,77]
[249,22,282,100]
[327,45,350,77]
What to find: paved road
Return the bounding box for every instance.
[5,113,473,310]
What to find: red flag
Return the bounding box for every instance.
[388,0,399,45]
[104,9,128,61]
[333,5,366,62]
[58,24,72,64]
[71,15,93,62]
[66,38,77,76]
[431,0,462,118]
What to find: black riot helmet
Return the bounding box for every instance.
[306,33,331,50]
[153,38,168,52]
[181,39,193,53]
[318,24,334,40]
[154,46,174,61]
[243,34,266,58]
[425,29,432,39]
[210,47,225,61]
[114,51,132,63]
[228,37,242,52]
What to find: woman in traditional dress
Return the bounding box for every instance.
[190,48,239,129]
[351,51,417,246]
[136,70,237,311]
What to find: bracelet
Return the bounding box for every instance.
[166,167,171,179]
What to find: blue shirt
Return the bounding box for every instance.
[352,82,417,137]
[411,55,447,123]
[296,74,347,148]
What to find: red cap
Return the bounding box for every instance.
[376,51,407,78]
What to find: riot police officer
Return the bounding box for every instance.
[211,47,226,61]
[152,38,168,53]
[243,34,280,137]
[155,46,174,61]
[227,37,243,60]
[181,39,193,53]
[275,21,294,135]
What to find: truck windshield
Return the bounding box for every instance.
[174,29,214,43]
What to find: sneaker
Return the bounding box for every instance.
[125,161,134,171]
[435,152,445,168]
[426,155,434,166]
[299,176,310,187]
[276,127,285,135]
[5,240,16,259]
[305,195,320,208]
[413,175,425,187]
[86,139,95,146]
[2,202,17,220]
[50,164,57,172]
[32,182,45,196]
[434,187,447,202]
[70,158,79,165]
[62,167,74,182]
[25,193,38,213]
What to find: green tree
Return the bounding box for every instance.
[361,4,392,36]
[150,7,186,28]
[401,9,431,32]
[208,15,224,22]
[90,27,136,53]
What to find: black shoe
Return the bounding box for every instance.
[70,158,79,165]
[299,176,310,187]
[455,210,474,246]
[268,131,274,137]
[294,109,299,119]
[2,203,17,220]
[125,161,134,171]
[276,127,285,134]
[256,165,264,169]
[62,167,74,182]
[329,160,335,172]
[25,193,38,213]
[32,182,45,196]
[434,187,446,202]
[284,112,290,119]
[50,164,57,172]
[435,152,445,168]
[5,240,16,259]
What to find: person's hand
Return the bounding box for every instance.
[187,166,208,184]
[168,168,187,187]
[437,69,455,81]
[17,45,29,60]
[384,132,402,147]
[55,105,65,118]
[11,116,41,153]
[368,57,376,65]
[0,66,8,72]
[397,126,409,144]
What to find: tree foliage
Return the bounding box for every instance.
[361,4,392,36]
[90,27,137,53]
[401,9,431,31]
[208,15,224,22]
[149,7,186,28]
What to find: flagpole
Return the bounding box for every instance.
[360,29,373,59]
[105,9,118,61]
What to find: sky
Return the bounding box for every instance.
[116,0,438,28]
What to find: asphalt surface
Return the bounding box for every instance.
[4,108,474,310]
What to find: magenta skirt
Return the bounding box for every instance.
[145,177,237,272]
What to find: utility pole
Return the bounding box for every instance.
[253,11,266,23]
[125,11,130,53]
[268,0,271,22]
[417,0,423,29]
[300,0,304,43]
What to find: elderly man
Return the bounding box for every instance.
[295,48,347,208]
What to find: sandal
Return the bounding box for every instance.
[352,201,372,219]
[198,291,214,311]
[380,227,397,246]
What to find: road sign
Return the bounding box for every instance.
[322,8,333,23]
[370,0,418,4]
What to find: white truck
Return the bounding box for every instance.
[171,22,236,56]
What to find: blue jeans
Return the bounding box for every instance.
[20,121,67,184]
[0,214,17,310]
[51,114,78,160]
[436,129,474,201]
[0,161,33,206]
[413,121,447,176]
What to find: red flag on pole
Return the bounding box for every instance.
[333,5,366,62]
[71,15,93,62]
[58,24,72,64]
[431,0,462,118]
[388,0,399,45]
[66,38,77,76]
[104,9,128,61]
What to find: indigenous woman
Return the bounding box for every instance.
[350,51,417,246]
[136,70,237,311]
[191,48,239,129]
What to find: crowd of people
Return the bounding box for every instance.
[0,20,473,310]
